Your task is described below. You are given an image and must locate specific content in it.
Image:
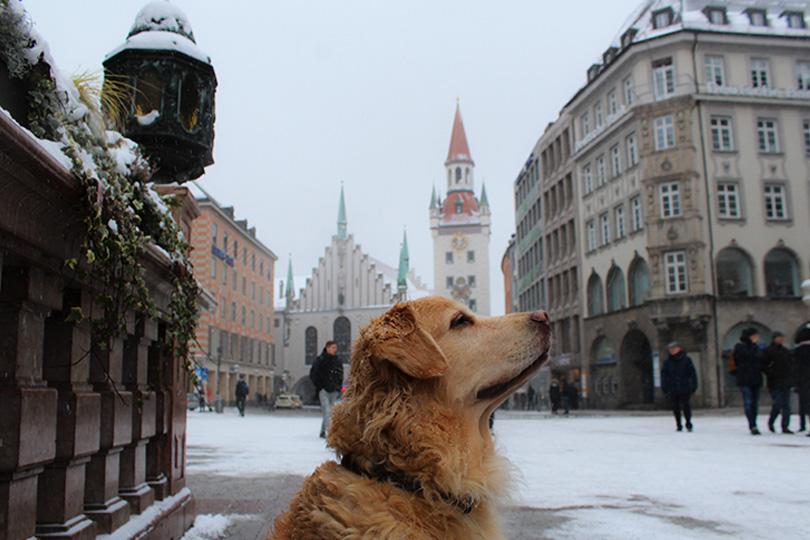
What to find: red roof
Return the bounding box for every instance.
[445,105,473,165]
[440,191,479,224]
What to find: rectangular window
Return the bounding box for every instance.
[631,196,643,231]
[446,251,454,264]
[221,300,226,319]
[623,76,634,105]
[654,10,672,29]
[242,276,246,295]
[717,183,740,219]
[251,280,255,300]
[664,251,688,294]
[710,116,733,151]
[597,155,607,186]
[756,119,779,153]
[608,90,618,115]
[707,8,726,24]
[786,12,806,28]
[660,182,682,218]
[586,221,596,252]
[764,184,787,220]
[653,58,675,99]
[610,145,621,176]
[582,113,590,136]
[803,120,810,153]
[211,257,217,279]
[231,301,236,321]
[748,9,767,26]
[467,251,475,263]
[751,59,770,88]
[594,103,604,128]
[213,223,218,245]
[232,270,237,291]
[222,264,227,285]
[468,275,477,288]
[583,164,593,194]
[704,56,725,86]
[626,133,638,166]
[615,205,626,238]
[446,276,454,289]
[599,213,610,245]
[654,115,675,150]
[797,61,810,90]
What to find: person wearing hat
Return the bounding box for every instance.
[660,341,698,432]
[763,331,794,433]
[794,325,810,436]
[733,327,765,435]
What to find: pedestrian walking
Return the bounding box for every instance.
[660,341,698,432]
[763,331,794,434]
[310,340,343,438]
[734,327,765,435]
[235,374,249,417]
[549,379,561,414]
[793,325,810,436]
[561,379,571,415]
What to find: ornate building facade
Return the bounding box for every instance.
[430,104,492,315]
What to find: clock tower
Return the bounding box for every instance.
[430,103,491,314]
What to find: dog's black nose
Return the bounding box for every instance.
[531,310,549,324]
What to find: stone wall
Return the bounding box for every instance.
[0,112,196,539]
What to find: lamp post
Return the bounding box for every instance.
[215,345,224,413]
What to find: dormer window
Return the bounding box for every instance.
[621,28,638,49]
[587,64,602,82]
[704,7,727,25]
[603,47,618,65]
[652,8,674,29]
[746,8,768,26]
[455,197,463,214]
[783,11,806,29]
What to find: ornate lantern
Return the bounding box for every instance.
[103,1,217,183]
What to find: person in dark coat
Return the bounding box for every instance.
[793,325,810,436]
[734,327,765,435]
[235,374,249,417]
[549,379,561,414]
[763,331,794,433]
[310,340,343,438]
[660,342,698,432]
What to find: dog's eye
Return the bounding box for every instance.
[450,312,473,329]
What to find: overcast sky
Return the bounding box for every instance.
[24,0,644,315]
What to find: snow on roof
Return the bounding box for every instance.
[105,29,211,65]
[128,1,196,42]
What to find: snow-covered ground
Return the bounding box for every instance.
[185,410,808,540]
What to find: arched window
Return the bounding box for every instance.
[587,273,605,316]
[606,266,627,311]
[764,248,800,297]
[333,316,351,364]
[134,68,163,116]
[305,326,317,365]
[465,167,471,184]
[716,247,754,297]
[455,196,463,214]
[455,167,462,183]
[628,257,650,306]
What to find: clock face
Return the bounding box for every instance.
[451,233,468,251]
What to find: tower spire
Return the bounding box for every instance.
[397,228,409,291]
[445,103,473,166]
[337,182,347,240]
[284,257,294,300]
[480,182,489,206]
[429,185,438,209]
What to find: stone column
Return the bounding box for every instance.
[83,331,132,533]
[0,266,60,540]
[35,288,99,540]
[146,323,169,500]
[118,315,156,514]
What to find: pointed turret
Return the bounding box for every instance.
[284,257,294,302]
[397,228,410,290]
[445,103,474,166]
[429,185,438,209]
[337,183,347,240]
[480,182,489,206]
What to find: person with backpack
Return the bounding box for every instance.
[734,327,765,435]
[235,374,249,417]
[310,340,343,438]
[763,331,794,434]
[661,341,698,432]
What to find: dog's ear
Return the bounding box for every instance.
[363,303,449,379]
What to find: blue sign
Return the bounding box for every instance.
[195,368,209,381]
[211,245,235,267]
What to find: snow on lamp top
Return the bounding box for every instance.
[105,1,211,65]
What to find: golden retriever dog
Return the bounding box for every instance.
[269,296,551,540]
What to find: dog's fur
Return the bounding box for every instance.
[269,297,551,540]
